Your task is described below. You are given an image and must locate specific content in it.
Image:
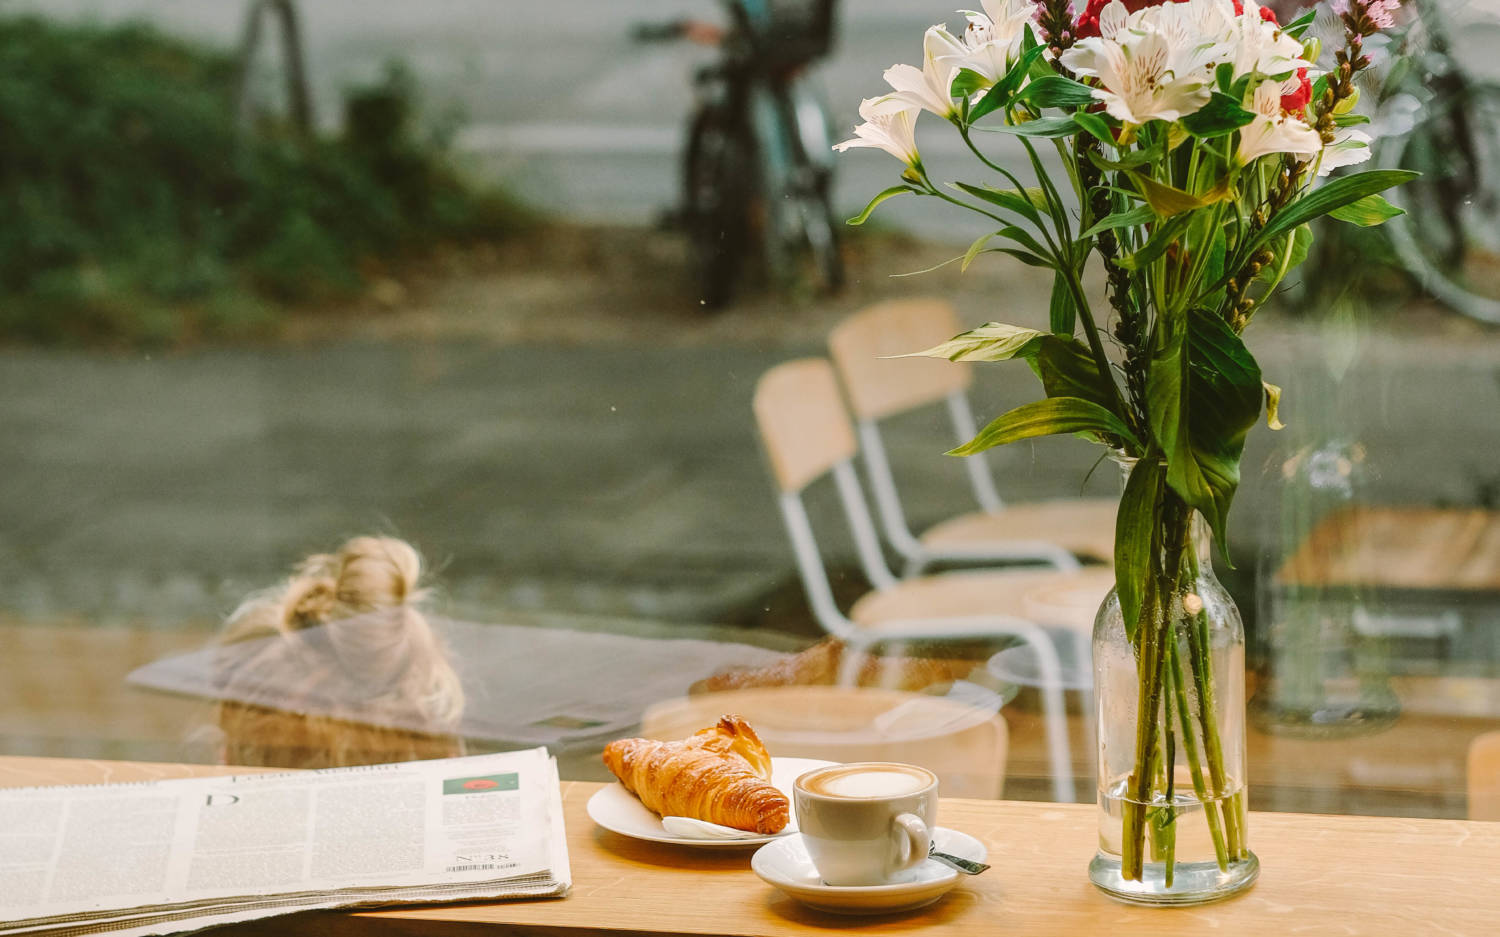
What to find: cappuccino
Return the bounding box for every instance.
[799,764,933,799]
[792,762,939,885]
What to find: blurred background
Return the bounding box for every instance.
[2,0,1499,818]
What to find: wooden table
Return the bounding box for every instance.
[1277,505,1500,591]
[4,757,1498,937]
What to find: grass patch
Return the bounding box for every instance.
[0,15,528,345]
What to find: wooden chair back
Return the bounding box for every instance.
[1469,730,1500,820]
[828,298,972,421]
[753,358,858,494]
[641,685,1009,799]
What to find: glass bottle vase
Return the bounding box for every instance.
[1088,509,1259,905]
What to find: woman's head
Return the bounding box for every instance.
[214,536,464,768]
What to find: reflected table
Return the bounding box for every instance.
[3,756,1498,937]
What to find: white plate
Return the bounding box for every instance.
[752,827,987,915]
[587,756,836,848]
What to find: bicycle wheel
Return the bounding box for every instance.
[1381,81,1500,324]
[683,104,753,310]
[754,87,845,296]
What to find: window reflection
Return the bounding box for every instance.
[0,0,1496,827]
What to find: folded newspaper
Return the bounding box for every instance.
[0,748,570,937]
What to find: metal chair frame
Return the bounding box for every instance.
[755,359,1076,801]
[855,392,1081,577]
[828,299,1091,577]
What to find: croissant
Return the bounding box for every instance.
[603,714,789,834]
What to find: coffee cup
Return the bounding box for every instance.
[792,762,938,886]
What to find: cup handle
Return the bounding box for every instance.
[890,812,931,873]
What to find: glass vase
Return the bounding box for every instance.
[1088,507,1259,905]
[1251,438,1400,737]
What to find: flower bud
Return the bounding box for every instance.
[1302,37,1321,63]
[1333,86,1361,114]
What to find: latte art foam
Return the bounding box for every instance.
[802,765,931,798]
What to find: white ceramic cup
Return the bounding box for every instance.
[792,762,938,886]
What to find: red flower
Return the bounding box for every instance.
[1280,67,1311,115]
[1076,0,1277,39]
[1232,0,1279,23]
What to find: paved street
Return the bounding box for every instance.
[3,314,1498,634]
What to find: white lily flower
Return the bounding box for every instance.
[1225,5,1310,80]
[832,96,923,167]
[1317,128,1373,175]
[1236,77,1323,164]
[883,25,965,119]
[1060,24,1213,125]
[936,1,1038,85]
[1146,0,1238,68]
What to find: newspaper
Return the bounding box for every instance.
[0,748,570,937]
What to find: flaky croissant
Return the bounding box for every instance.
[603,714,789,834]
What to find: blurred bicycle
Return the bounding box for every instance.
[634,1,844,309]
[1372,0,1500,323]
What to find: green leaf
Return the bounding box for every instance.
[952,68,992,98]
[1286,223,1313,270]
[905,322,1046,362]
[977,115,1080,137]
[953,182,1044,226]
[1129,172,1230,217]
[1200,221,1228,308]
[970,44,1047,123]
[1049,270,1075,334]
[1080,204,1155,239]
[1249,170,1418,253]
[993,247,1053,268]
[1072,110,1116,147]
[962,232,995,272]
[1031,335,1120,413]
[847,185,917,226]
[1215,62,1236,95]
[1014,75,1097,109]
[1333,112,1372,127]
[1283,9,1317,38]
[994,224,1051,259]
[1115,455,1165,639]
[1180,92,1255,139]
[1147,310,1264,548]
[949,397,1138,456]
[1117,213,1192,270]
[1329,193,1404,226]
[1311,73,1330,103]
[1263,381,1285,430]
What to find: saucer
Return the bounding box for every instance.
[751,827,987,915]
[587,757,835,848]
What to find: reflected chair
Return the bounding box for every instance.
[641,685,1008,799]
[828,297,1118,575]
[754,357,1108,801]
[1469,730,1500,821]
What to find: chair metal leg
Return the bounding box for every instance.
[1011,625,1076,803]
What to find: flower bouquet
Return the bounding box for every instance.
[835,0,1413,904]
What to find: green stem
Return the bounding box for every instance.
[1187,601,1245,858]
[1167,635,1231,871]
[957,126,1061,249]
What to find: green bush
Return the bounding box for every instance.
[0,16,526,344]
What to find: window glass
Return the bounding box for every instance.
[3,0,1498,826]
